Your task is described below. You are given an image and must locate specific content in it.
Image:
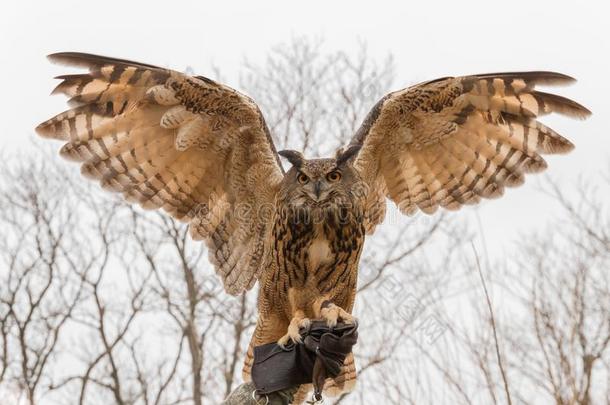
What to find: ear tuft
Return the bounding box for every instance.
[278,150,305,168]
[336,145,361,165]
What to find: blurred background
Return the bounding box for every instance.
[1,1,608,404]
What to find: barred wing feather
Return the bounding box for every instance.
[350,71,590,232]
[37,52,284,294]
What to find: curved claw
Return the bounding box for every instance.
[277,315,310,347]
[320,303,356,328]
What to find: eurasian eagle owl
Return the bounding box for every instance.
[36,52,590,401]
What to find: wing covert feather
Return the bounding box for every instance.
[350,71,590,232]
[37,52,284,294]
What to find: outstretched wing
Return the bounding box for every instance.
[349,72,590,233]
[37,52,284,294]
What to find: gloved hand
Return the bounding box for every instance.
[251,320,358,401]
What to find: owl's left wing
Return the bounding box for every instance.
[36,53,284,295]
[349,72,590,233]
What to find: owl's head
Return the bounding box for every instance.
[278,146,362,206]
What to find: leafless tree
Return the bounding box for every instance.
[503,176,610,404]
[0,150,92,404]
[240,37,394,156]
[396,173,610,405]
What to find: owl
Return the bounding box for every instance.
[36,53,590,401]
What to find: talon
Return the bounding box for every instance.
[320,303,355,327]
[277,328,301,346]
[342,312,356,324]
[277,333,296,348]
[299,317,311,330]
[277,313,310,346]
[320,304,336,327]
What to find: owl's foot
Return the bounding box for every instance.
[320,302,356,328]
[278,311,311,348]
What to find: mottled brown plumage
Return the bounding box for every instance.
[36,53,590,401]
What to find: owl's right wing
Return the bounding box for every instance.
[349,72,591,233]
[37,52,284,295]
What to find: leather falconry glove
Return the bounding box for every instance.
[251,320,358,403]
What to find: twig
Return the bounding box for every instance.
[471,242,513,405]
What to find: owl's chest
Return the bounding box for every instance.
[308,235,333,270]
[275,207,364,275]
[266,206,365,309]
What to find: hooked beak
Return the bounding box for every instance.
[314,181,322,199]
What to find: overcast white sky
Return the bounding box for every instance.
[1,0,608,259]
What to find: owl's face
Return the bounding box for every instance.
[278,147,362,208]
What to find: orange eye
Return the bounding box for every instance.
[297,172,309,184]
[326,171,342,182]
